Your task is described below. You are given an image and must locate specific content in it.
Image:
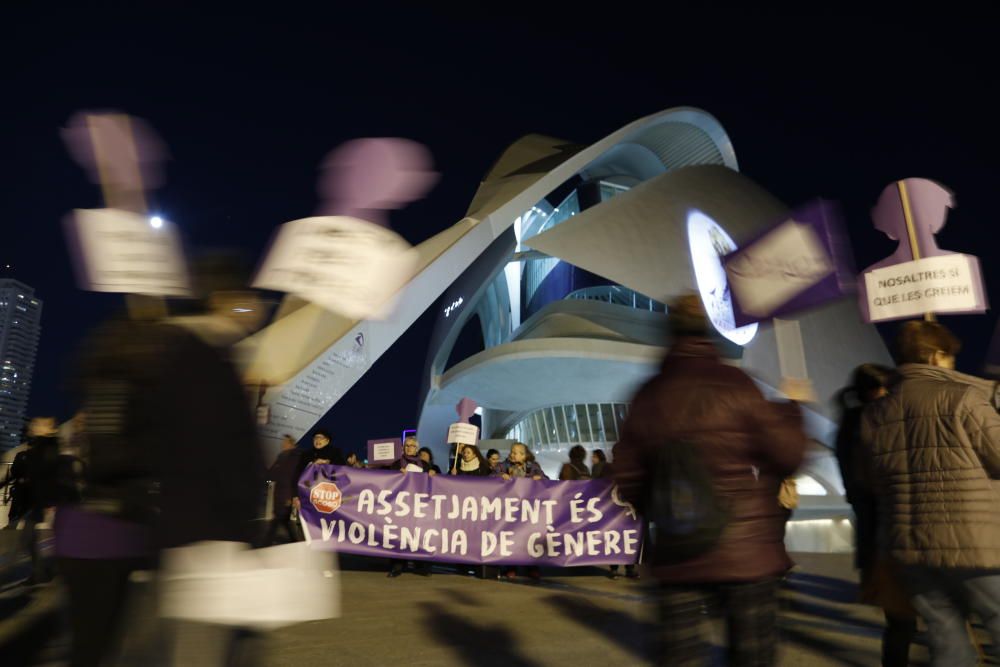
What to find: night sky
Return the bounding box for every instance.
[1,6,996,456]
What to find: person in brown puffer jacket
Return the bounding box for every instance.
[860,320,1000,667]
[614,294,806,666]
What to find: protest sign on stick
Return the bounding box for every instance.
[858,179,986,323]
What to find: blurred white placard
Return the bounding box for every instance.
[864,254,979,322]
[253,216,418,320]
[70,208,190,296]
[447,422,479,446]
[159,540,339,630]
[774,318,816,402]
[726,220,834,318]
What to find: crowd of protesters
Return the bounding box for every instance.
[10,278,1000,667]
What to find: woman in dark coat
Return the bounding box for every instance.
[836,363,915,667]
[558,445,592,481]
[451,444,491,476]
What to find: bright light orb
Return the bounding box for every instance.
[686,211,758,346]
[149,215,164,229]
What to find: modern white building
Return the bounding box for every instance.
[241,108,893,551]
[0,280,43,452]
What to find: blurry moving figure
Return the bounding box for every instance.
[418,446,442,475]
[259,435,302,547]
[387,436,433,578]
[558,445,592,481]
[19,417,70,584]
[614,294,806,666]
[860,321,1000,666]
[835,363,915,667]
[2,441,30,530]
[60,251,267,666]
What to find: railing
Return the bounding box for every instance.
[565,286,668,313]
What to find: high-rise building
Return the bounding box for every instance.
[0,280,43,451]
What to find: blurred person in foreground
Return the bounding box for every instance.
[836,363,916,667]
[614,294,807,666]
[59,252,267,666]
[860,321,1000,666]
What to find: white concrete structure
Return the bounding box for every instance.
[243,108,894,546]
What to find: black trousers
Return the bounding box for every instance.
[58,556,147,667]
[258,506,297,547]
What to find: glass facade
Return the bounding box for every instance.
[521,190,580,308]
[565,285,668,312]
[504,402,630,452]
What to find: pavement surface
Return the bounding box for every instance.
[0,538,952,666]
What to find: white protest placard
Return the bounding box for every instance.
[371,441,396,461]
[864,254,980,322]
[447,423,479,446]
[726,220,835,318]
[68,208,190,296]
[253,216,418,320]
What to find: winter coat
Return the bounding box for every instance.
[558,462,591,481]
[493,460,547,479]
[860,364,1000,569]
[613,337,806,583]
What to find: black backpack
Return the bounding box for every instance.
[646,439,729,565]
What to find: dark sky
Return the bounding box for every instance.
[1,6,996,454]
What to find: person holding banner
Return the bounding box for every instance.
[387,436,434,578]
[493,443,547,581]
[860,321,1000,666]
[486,449,501,471]
[418,447,443,475]
[493,443,547,481]
[451,444,491,477]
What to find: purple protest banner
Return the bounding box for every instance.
[297,465,642,567]
[723,199,856,326]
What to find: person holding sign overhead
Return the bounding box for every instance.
[387,436,434,578]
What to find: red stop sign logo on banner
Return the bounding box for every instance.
[310,482,343,514]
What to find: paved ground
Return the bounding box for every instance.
[0,541,945,666]
[255,553,930,666]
